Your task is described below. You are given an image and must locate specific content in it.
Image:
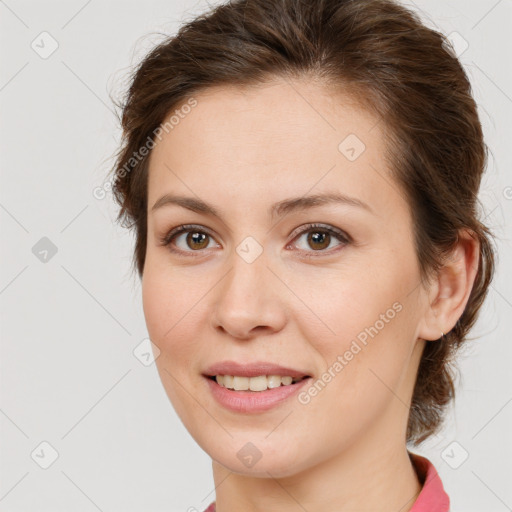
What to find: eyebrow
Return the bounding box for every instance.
[150,192,375,220]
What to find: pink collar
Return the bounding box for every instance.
[408,451,450,511]
[202,451,450,512]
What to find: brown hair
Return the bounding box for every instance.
[108,0,496,445]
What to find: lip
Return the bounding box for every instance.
[204,374,312,413]
[202,360,311,379]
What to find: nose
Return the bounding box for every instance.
[210,250,287,340]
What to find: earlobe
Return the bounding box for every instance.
[417,229,480,342]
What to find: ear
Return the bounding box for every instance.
[417,229,480,341]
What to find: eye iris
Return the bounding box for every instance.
[187,231,209,250]
[308,231,330,250]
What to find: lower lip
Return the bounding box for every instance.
[204,376,312,413]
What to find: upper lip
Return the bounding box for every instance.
[203,360,311,379]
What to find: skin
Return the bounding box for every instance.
[142,77,480,512]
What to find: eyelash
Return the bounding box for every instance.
[159,223,351,259]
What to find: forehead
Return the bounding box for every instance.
[147,78,403,220]
[153,78,380,159]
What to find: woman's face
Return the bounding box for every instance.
[142,78,431,476]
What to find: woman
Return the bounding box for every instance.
[109,0,496,510]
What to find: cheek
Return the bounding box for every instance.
[141,268,169,341]
[290,255,417,390]
[292,293,415,453]
[142,266,195,356]
[142,267,206,418]
[289,259,407,343]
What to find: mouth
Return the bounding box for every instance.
[203,374,312,391]
[203,375,311,382]
[203,373,313,413]
[205,375,311,381]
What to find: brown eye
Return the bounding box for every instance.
[290,223,350,257]
[184,231,210,250]
[306,230,331,250]
[160,222,351,259]
[161,224,218,255]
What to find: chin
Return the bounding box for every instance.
[207,439,312,478]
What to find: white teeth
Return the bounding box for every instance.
[249,375,267,391]
[233,376,249,391]
[267,375,283,388]
[222,375,234,388]
[214,374,303,391]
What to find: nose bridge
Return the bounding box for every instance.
[222,241,271,307]
[223,227,271,293]
[211,239,285,338]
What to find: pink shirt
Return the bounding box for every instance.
[201,451,449,512]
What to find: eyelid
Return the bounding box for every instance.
[288,222,351,244]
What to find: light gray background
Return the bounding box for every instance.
[1,0,511,511]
